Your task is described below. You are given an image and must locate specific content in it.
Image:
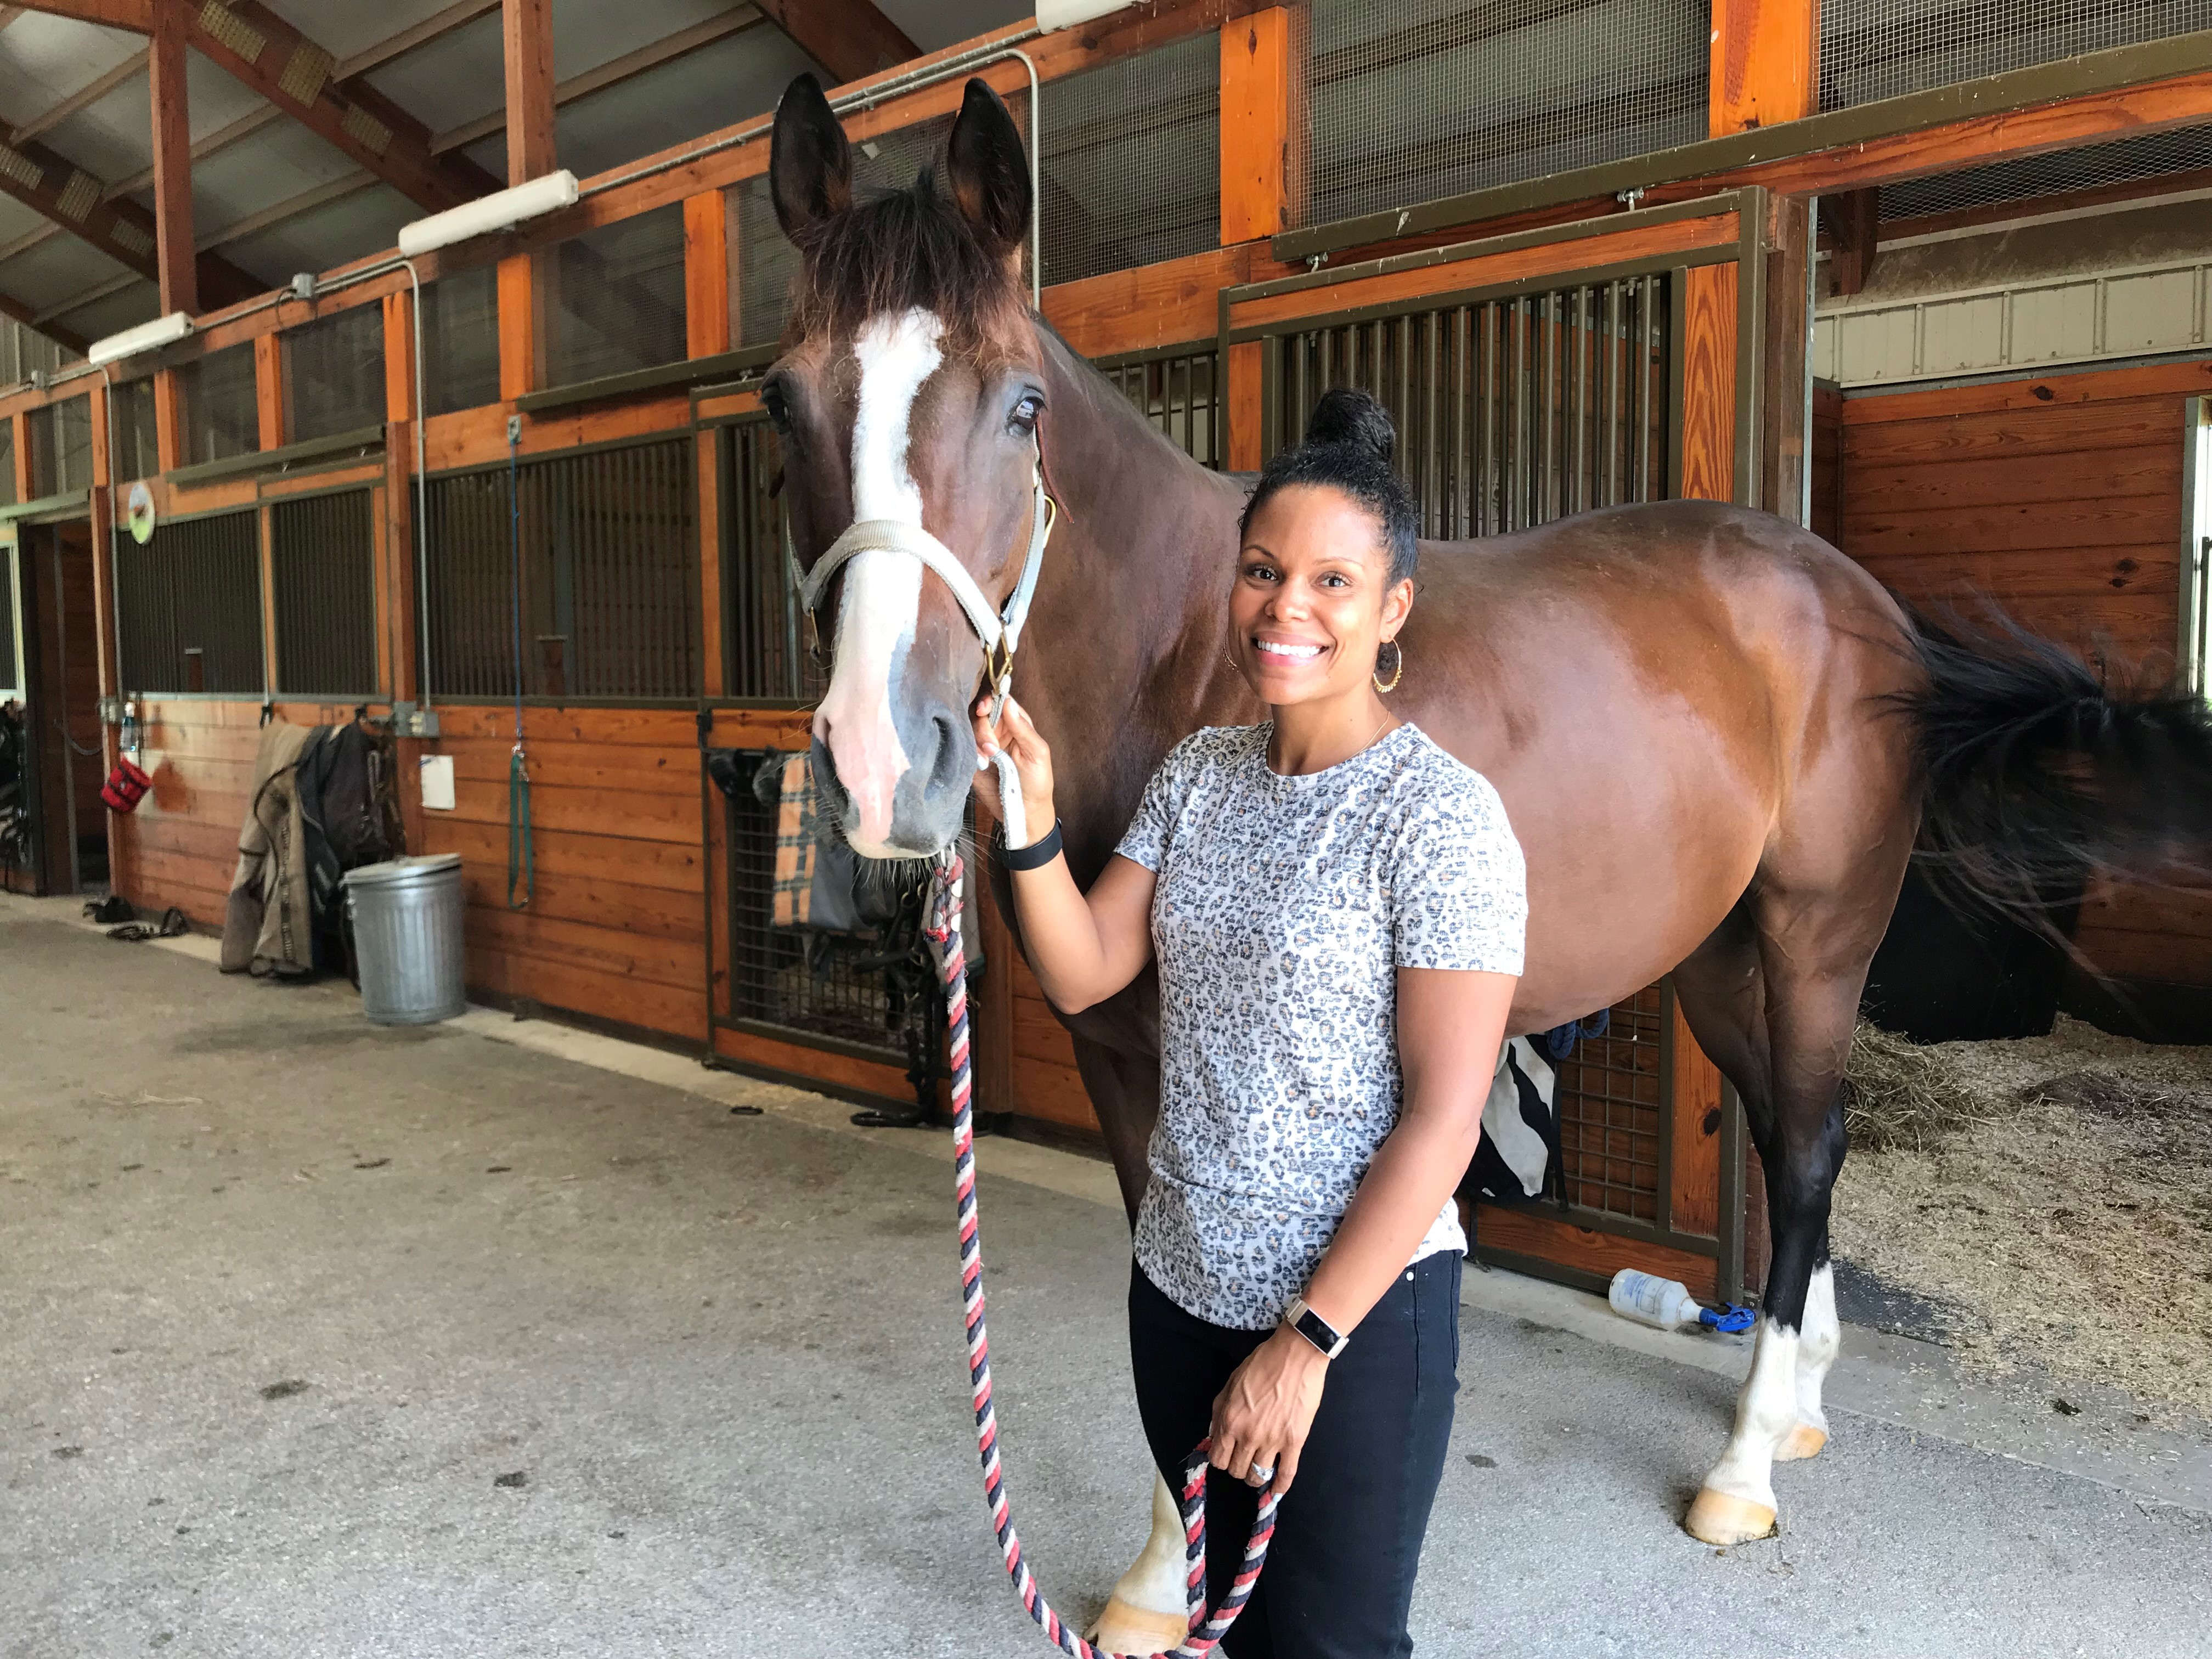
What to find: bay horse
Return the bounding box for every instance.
[762,73,2212,1647]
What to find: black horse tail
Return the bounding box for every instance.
[1893,604,2212,919]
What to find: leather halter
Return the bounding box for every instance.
[785,443,1059,719]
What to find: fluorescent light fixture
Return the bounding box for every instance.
[397,169,579,258]
[1035,0,1136,30]
[86,310,193,367]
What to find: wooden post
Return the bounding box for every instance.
[684,190,732,359]
[1218,7,1300,244]
[382,289,419,710]
[153,369,184,473]
[1708,0,1819,136]
[497,253,537,402]
[503,0,557,185]
[148,0,197,317]
[10,411,29,504]
[1825,186,1880,296]
[253,332,283,452]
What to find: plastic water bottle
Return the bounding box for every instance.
[1608,1268,1706,1330]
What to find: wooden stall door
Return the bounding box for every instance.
[1222,191,1786,1301]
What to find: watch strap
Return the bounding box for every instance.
[1284,1295,1348,1359]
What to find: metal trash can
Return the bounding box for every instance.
[343,854,466,1025]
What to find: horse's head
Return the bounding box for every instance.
[767,72,1045,861]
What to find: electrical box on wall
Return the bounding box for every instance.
[390,701,441,738]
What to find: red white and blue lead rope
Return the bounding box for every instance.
[925,854,1279,1659]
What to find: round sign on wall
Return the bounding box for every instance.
[126,480,156,545]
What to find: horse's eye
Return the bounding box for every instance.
[1008,392,1043,436]
[763,380,793,435]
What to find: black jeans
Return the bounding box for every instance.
[1126,1254,1461,1659]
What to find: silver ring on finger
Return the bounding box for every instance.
[1246,1462,1274,1487]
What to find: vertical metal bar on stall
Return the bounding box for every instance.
[1479,303,1497,536]
[1635,277,1655,503]
[1421,312,1440,538]
[1539,292,1558,524]
[1508,298,1528,532]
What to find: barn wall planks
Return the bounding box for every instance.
[1836,362,2211,988]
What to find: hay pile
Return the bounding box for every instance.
[1831,1017,2212,1417]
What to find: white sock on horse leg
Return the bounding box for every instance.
[1088,1471,1192,1650]
[1686,1317,1799,1542]
[1778,1262,1839,1460]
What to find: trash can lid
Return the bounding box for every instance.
[343,853,464,888]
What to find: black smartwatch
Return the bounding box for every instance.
[1284,1295,1348,1359]
[997,817,1063,871]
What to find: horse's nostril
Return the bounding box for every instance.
[926,714,969,800]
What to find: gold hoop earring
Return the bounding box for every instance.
[1373,638,1404,695]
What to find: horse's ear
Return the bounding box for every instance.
[770,74,851,241]
[945,78,1030,267]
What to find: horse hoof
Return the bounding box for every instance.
[1088,1593,1192,1657]
[1684,1486,1777,1545]
[1774,1421,1829,1462]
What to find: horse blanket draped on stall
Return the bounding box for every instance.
[220,719,392,979]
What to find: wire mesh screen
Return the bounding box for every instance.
[721,419,821,703]
[27,397,93,498]
[111,375,158,483]
[1878,121,2212,222]
[0,545,17,693]
[284,304,385,443]
[115,509,263,695]
[272,489,377,697]
[421,266,500,417]
[1550,985,1666,1220]
[1307,0,1708,229]
[1821,0,2212,110]
[178,344,259,466]
[731,90,1035,347]
[1269,274,1672,536]
[1040,35,1218,286]
[542,206,687,388]
[721,750,932,1065]
[424,438,698,702]
[1097,343,1222,467]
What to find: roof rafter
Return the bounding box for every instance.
[11,43,143,142]
[0,283,84,352]
[8,1,150,29]
[753,0,918,86]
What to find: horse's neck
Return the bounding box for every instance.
[1022,330,1254,867]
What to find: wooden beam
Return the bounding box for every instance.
[0,286,84,353]
[754,0,918,84]
[683,189,730,358]
[252,330,281,450]
[190,1,499,212]
[148,0,193,315]
[346,0,501,80]
[8,1,150,29]
[13,47,146,144]
[1218,6,1297,244]
[1825,185,1878,296]
[152,365,181,471]
[503,0,556,185]
[497,252,535,399]
[1709,0,1818,136]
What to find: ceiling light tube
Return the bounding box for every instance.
[86,309,193,367]
[397,169,580,258]
[1035,0,1135,30]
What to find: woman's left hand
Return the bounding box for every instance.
[1209,1329,1329,1499]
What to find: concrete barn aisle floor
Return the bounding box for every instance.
[2,897,2207,1659]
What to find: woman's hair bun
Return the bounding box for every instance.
[1305,387,1396,465]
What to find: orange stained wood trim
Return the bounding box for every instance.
[10,2,153,29]
[162,475,259,520]
[148,0,196,317]
[1839,357,2212,424]
[1225,340,1263,470]
[253,333,284,452]
[1218,8,1297,244]
[693,387,763,425]
[1042,243,1255,359]
[422,392,692,473]
[1227,214,1740,331]
[497,253,537,402]
[710,1022,938,1107]
[503,0,557,184]
[1667,1001,1727,1237]
[683,190,732,359]
[701,706,813,748]
[754,0,921,86]
[10,413,29,504]
[1474,1204,1720,1299]
[696,429,724,699]
[253,460,385,500]
[1678,262,1739,504]
[382,291,417,423]
[1708,0,1819,137]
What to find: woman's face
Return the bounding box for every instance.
[1230,483,1412,708]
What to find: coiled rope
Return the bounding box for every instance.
[923,854,1278,1659]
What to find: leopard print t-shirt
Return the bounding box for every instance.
[1115,721,1527,1331]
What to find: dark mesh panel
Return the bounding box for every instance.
[115,509,263,694]
[0,545,17,695]
[1307,0,1708,228]
[1821,0,2212,111]
[720,419,820,702]
[1040,37,1218,286]
[284,304,385,442]
[0,420,14,507]
[1878,121,2212,222]
[26,398,93,498]
[272,489,378,697]
[421,266,501,417]
[178,345,259,466]
[541,206,688,387]
[424,438,698,701]
[111,376,159,483]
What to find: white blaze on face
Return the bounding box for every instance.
[814,308,945,853]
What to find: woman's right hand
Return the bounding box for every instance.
[972,694,1057,848]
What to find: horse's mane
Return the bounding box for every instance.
[787,167,1027,359]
